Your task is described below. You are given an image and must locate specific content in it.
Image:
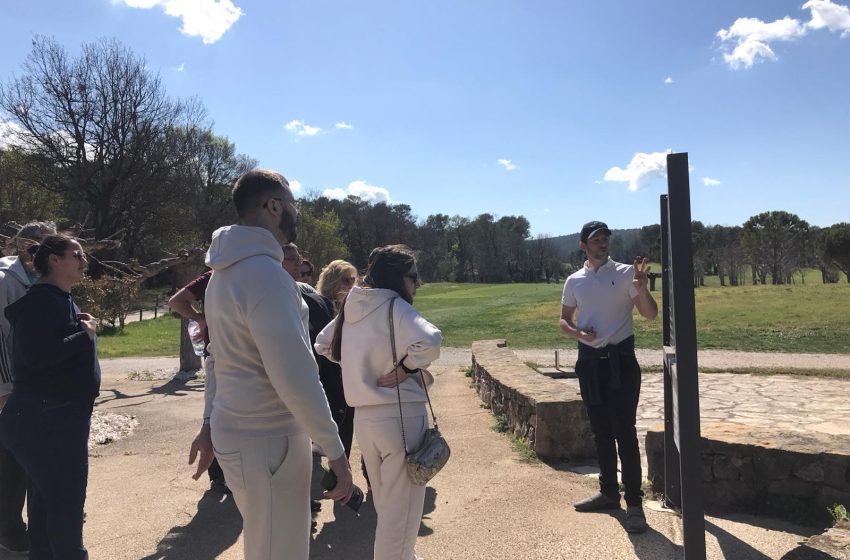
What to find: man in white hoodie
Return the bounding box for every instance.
[0,221,56,554]
[187,170,352,560]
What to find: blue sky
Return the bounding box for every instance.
[2,0,849,237]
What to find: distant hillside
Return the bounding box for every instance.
[540,228,644,262]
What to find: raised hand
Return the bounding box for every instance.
[633,257,651,291]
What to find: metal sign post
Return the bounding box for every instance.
[660,152,706,558]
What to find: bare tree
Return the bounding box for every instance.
[0,36,205,256]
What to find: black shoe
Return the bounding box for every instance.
[210,478,231,494]
[0,532,30,553]
[574,492,621,512]
[311,499,322,513]
[625,506,648,533]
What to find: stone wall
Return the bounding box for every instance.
[471,339,595,462]
[646,422,850,526]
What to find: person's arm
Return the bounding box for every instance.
[314,317,338,362]
[14,307,92,371]
[559,304,597,343]
[190,356,217,480]
[0,275,13,404]
[248,287,346,460]
[168,287,206,331]
[397,309,441,371]
[631,258,658,320]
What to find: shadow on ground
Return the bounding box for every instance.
[310,485,438,559]
[138,490,242,560]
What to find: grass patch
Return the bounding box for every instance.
[491,414,538,462]
[97,315,180,359]
[493,414,509,433]
[829,503,849,525]
[415,282,850,354]
[460,366,473,378]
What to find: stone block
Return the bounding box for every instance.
[823,460,847,490]
[753,451,793,480]
[733,455,756,483]
[713,454,739,481]
[471,340,594,463]
[703,480,757,512]
[794,461,826,483]
[768,479,819,499]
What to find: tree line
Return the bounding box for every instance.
[1,36,848,290]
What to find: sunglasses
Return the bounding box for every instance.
[405,273,421,287]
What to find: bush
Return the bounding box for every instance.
[73,275,141,329]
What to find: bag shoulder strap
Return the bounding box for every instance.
[389,297,440,456]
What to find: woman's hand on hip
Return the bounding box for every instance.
[376,365,410,388]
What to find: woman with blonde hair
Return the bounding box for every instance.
[316,259,357,313]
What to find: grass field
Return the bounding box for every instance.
[97,314,181,358]
[414,281,850,353]
[97,280,850,358]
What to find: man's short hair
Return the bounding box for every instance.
[14,221,57,253]
[232,170,289,218]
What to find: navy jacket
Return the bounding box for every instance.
[4,283,100,404]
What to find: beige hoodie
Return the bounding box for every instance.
[315,286,442,408]
[204,225,344,460]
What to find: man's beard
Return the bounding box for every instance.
[279,209,298,243]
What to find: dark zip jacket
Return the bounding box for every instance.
[4,283,100,404]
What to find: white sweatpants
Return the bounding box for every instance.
[211,429,312,560]
[355,402,428,560]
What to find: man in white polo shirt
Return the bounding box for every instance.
[559,221,657,534]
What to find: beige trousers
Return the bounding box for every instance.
[356,402,428,560]
[212,429,312,560]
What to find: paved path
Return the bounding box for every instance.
[0,351,835,559]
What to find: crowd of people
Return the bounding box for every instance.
[0,169,657,560]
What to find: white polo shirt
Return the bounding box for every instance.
[561,257,639,349]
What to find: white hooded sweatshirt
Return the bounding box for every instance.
[204,225,344,460]
[0,256,33,396]
[315,286,442,408]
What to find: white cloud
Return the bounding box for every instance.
[284,119,322,137]
[497,158,516,171]
[664,76,674,84]
[174,62,186,72]
[603,150,672,192]
[118,0,243,44]
[334,122,353,130]
[804,0,850,35]
[717,16,806,68]
[717,1,850,69]
[702,177,722,186]
[288,179,302,194]
[322,180,391,203]
[0,121,26,149]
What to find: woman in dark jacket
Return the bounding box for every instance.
[0,234,99,560]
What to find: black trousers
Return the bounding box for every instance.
[0,395,91,560]
[576,354,644,507]
[0,437,27,537]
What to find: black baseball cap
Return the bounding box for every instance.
[580,221,612,243]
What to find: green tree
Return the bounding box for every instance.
[742,211,810,285]
[297,209,350,271]
[820,223,850,283]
